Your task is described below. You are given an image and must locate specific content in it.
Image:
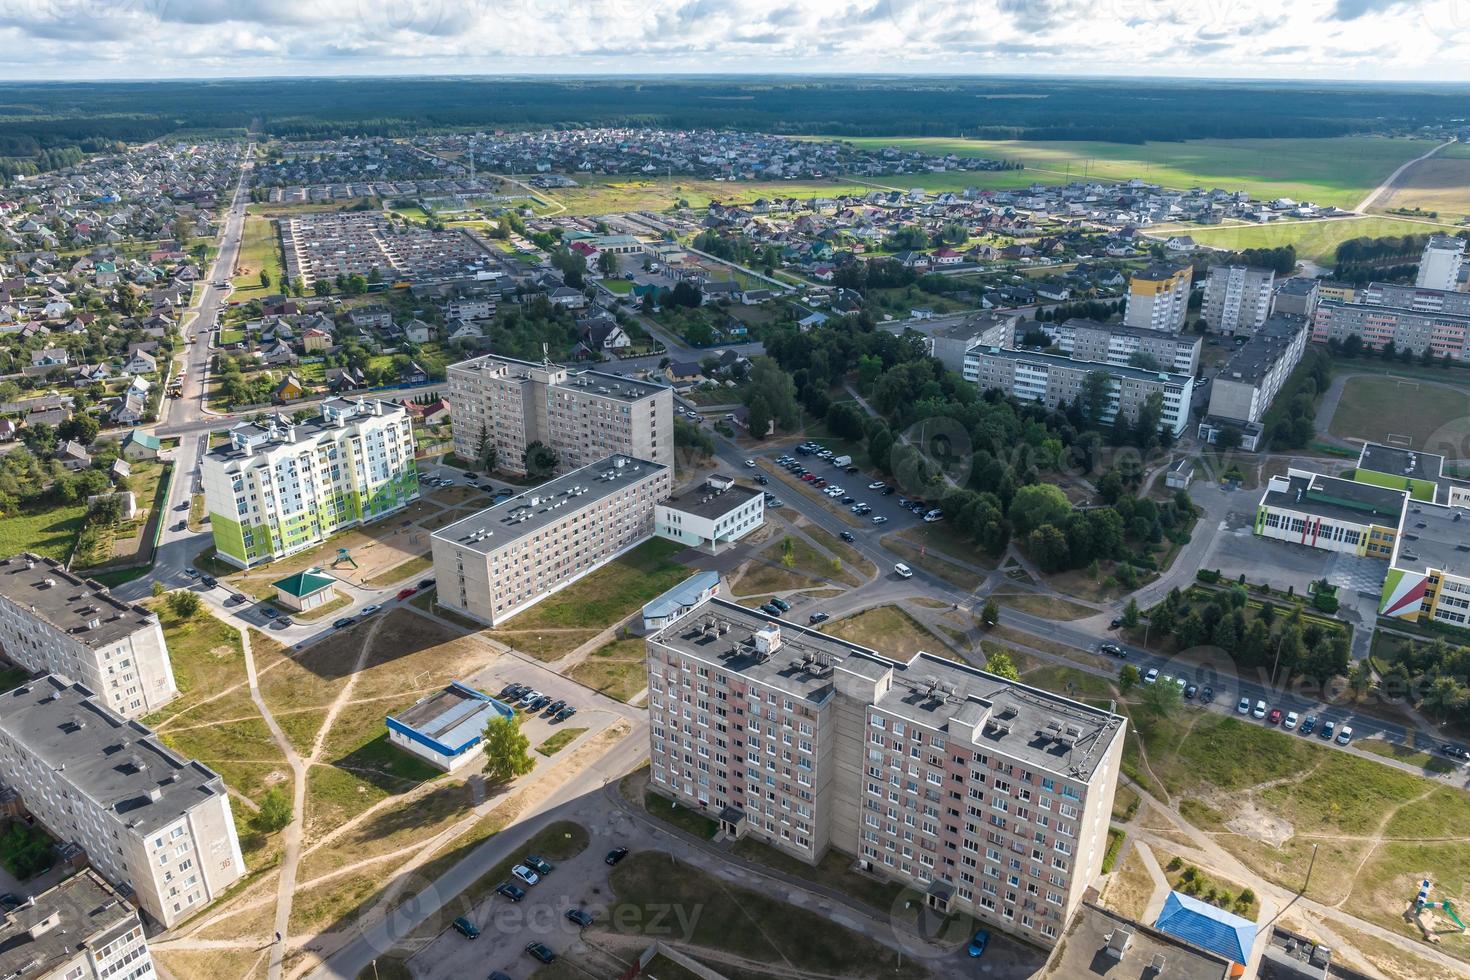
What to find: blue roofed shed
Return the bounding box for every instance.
[1154,891,1257,966]
[386,682,515,771]
[639,570,720,634]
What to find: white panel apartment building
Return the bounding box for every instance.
[1202,265,1275,335]
[0,555,176,720]
[1123,262,1193,332]
[0,870,156,980]
[646,598,1125,948]
[201,398,419,568]
[1197,313,1309,451]
[447,353,673,476]
[0,677,244,928]
[432,455,671,626]
[1033,318,1201,375]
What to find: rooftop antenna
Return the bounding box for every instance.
[542,341,551,369]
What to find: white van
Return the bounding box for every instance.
[893,563,913,579]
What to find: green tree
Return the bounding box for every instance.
[482,714,536,785]
[985,648,1020,681]
[151,581,166,598]
[1121,597,1140,629]
[1119,663,1140,692]
[523,441,558,480]
[254,788,292,833]
[259,269,272,289]
[981,599,999,628]
[167,590,201,619]
[1008,483,1071,537]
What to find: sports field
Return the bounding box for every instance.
[819,135,1441,209]
[1328,375,1470,452]
[1146,215,1465,264]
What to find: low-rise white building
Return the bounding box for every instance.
[655,475,764,554]
[386,682,515,771]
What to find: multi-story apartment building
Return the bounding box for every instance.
[654,475,764,555]
[0,554,176,720]
[202,398,419,569]
[963,346,1193,436]
[927,313,1018,374]
[1196,314,1309,451]
[1360,281,1470,316]
[1271,277,1320,318]
[1123,262,1192,332]
[1311,300,1470,360]
[0,676,244,928]
[1032,318,1201,375]
[431,455,670,626]
[1415,234,1466,291]
[1201,265,1274,335]
[0,870,156,980]
[446,353,673,476]
[645,597,1126,948]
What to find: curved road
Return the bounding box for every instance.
[1355,138,1455,213]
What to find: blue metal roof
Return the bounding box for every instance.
[386,682,514,758]
[643,570,720,620]
[1154,891,1257,965]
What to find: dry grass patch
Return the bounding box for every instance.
[991,591,1097,620]
[1101,842,1157,921]
[567,638,648,702]
[822,605,949,659]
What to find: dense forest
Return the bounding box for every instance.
[0,76,1465,169]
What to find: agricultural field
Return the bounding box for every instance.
[1327,375,1470,451]
[526,174,900,215]
[822,135,1442,208]
[1147,215,1465,264]
[1375,140,1470,223]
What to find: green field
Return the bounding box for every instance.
[1148,215,1464,264]
[0,503,87,563]
[1327,375,1470,450]
[822,135,1441,209]
[231,214,285,294]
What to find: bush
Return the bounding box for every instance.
[1196,568,1221,584]
[1312,592,1340,614]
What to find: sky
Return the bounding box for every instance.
[0,0,1466,81]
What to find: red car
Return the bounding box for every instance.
[396,587,417,600]
[1266,708,1283,725]
[801,473,816,482]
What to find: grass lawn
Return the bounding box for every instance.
[607,850,928,980]
[644,789,718,839]
[824,135,1440,209]
[1328,375,1470,451]
[218,328,245,345]
[491,537,689,632]
[1151,215,1465,264]
[730,836,907,915]
[823,605,953,659]
[364,553,433,588]
[566,638,648,702]
[991,591,1097,620]
[536,727,588,756]
[0,502,87,563]
[231,214,284,295]
[1354,738,1458,774]
[878,532,985,590]
[1376,142,1470,221]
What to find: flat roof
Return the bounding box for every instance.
[931,313,1013,341]
[1215,314,1308,386]
[1262,470,1407,527]
[1044,904,1230,980]
[660,481,761,521]
[388,682,511,755]
[1396,500,1470,579]
[967,345,1193,386]
[0,554,157,648]
[433,454,666,555]
[651,599,1125,781]
[1356,442,1444,484]
[448,352,669,404]
[1054,317,1197,346]
[0,871,138,980]
[0,676,228,835]
[206,397,404,464]
[1275,277,1319,296]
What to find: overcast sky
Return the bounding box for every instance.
[0,0,1465,81]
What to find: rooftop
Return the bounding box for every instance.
[433,454,667,555]
[931,312,1014,341]
[1263,469,1407,528]
[1276,277,1319,296]
[1134,261,1191,281]
[1215,313,1308,387]
[651,598,1125,781]
[0,871,140,980]
[0,554,158,649]
[206,397,405,464]
[659,480,761,521]
[0,676,229,836]
[1395,500,1470,578]
[387,682,512,756]
[272,570,336,598]
[1043,903,1230,980]
[448,352,669,404]
[1154,891,1258,966]
[643,570,721,621]
[1356,442,1444,484]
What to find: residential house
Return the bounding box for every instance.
[31,348,69,368]
[121,429,161,460]
[272,374,305,402]
[57,440,91,470]
[122,349,157,375]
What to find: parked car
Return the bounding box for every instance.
[809,611,830,624]
[419,578,436,589]
[525,942,556,964]
[1300,714,1317,735]
[1267,708,1283,725]
[1143,668,1159,684]
[501,683,527,700]
[566,907,595,927]
[555,705,577,722]
[756,475,769,485]
[839,531,856,542]
[452,917,480,939]
[495,882,526,902]
[200,575,217,589]
[893,563,912,579]
[1252,700,1268,719]
[868,481,886,490]
[528,695,552,712]
[543,699,566,717]
[360,604,381,616]
[1184,684,1198,700]
[967,930,990,958]
[1336,725,1354,745]
[743,459,756,467]
[524,855,554,876]
[1236,697,1251,715]
[1200,686,1214,703]
[1284,711,1299,730]
[1098,643,1123,658]
[397,587,417,600]
[332,617,355,629]
[511,864,540,886]
[770,597,791,612]
[1319,720,1336,740]
[606,846,629,865]
[184,567,199,578]
[760,603,783,616]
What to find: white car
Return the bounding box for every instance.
[1252,700,1268,719]
[868,481,886,490]
[743,459,756,468]
[1283,711,1299,730]
[872,515,888,525]
[1236,697,1251,714]
[360,604,382,616]
[511,864,540,886]
[1143,668,1159,685]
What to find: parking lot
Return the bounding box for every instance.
[757,441,940,533]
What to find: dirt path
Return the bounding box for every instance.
[1357,139,1456,213]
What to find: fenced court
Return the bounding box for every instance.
[1327,375,1470,454]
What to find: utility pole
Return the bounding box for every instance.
[1271,631,1286,689]
[1302,842,1319,895]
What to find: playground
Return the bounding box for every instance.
[1410,879,1468,945]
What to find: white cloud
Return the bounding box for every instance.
[0,0,1462,78]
